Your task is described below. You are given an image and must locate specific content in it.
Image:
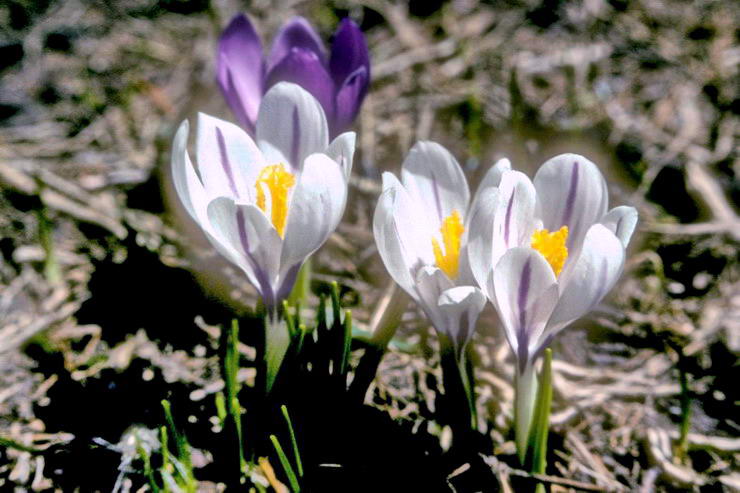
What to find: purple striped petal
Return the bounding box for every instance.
[265,47,335,122]
[255,82,329,172]
[331,65,368,136]
[217,14,265,133]
[268,17,327,71]
[546,224,625,337]
[401,141,470,226]
[329,18,370,89]
[195,113,265,201]
[492,247,558,370]
[533,154,609,253]
[491,170,537,269]
[206,197,282,308]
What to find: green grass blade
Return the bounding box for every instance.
[270,434,301,492]
[280,405,303,478]
[339,310,353,376]
[215,391,227,425]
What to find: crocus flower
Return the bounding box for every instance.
[171,82,355,312]
[466,153,638,453]
[217,14,370,139]
[373,142,488,353]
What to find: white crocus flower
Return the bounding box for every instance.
[373,142,489,353]
[171,82,355,312]
[467,153,638,456]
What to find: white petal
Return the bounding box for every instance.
[471,157,511,206]
[401,141,470,225]
[207,197,282,307]
[374,172,436,277]
[492,170,538,267]
[326,131,356,178]
[600,206,638,248]
[280,153,346,277]
[466,186,498,298]
[437,286,486,348]
[172,120,209,226]
[256,82,329,172]
[533,153,609,252]
[546,223,625,337]
[414,266,455,330]
[492,247,559,369]
[373,185,415,296]
[196,113,265,202]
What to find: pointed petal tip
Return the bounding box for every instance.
[265,47,335,115]
[223,13,251,33]
[269,16,327,70]
[176,118,190,136]
[329,16,370,85]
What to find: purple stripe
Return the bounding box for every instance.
[290,106,300,168]
[431,174,443,221]
[516,259,532,371]
[562,161,580,226]
[235,208,275,308]
[235,208,250,257]
[504,188,516,246]
[216,127,238,196]
[517,258,531,333]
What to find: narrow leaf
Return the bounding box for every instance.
[281,405,303,478]
[270,434,301,492]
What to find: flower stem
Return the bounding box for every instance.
[264,309,291,393]
[439,335,476,440]
[530,349,553,492]
[514,362,538,465]
[36,207,61,284]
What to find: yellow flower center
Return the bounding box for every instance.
[530,226,569,277]
[432,210,464,279]
[255,164,296,237]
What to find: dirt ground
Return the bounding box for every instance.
[1,0,738,491]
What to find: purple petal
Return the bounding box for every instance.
[331,65,367,135]
[265,47,335,123]
[267,17,327,71]
[329,18,370,88]
[217,14,265,133]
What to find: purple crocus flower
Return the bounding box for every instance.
[217,14,370,138]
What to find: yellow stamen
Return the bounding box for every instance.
[255,164,295,237]
[530,226,569,277]
[432,210,465,279]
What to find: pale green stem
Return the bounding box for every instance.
[515,362,538,464]
[265,309,291,393]
[37,208,61,284]
[531,349,553,493]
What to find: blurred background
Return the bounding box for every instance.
[0,0,738,491]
